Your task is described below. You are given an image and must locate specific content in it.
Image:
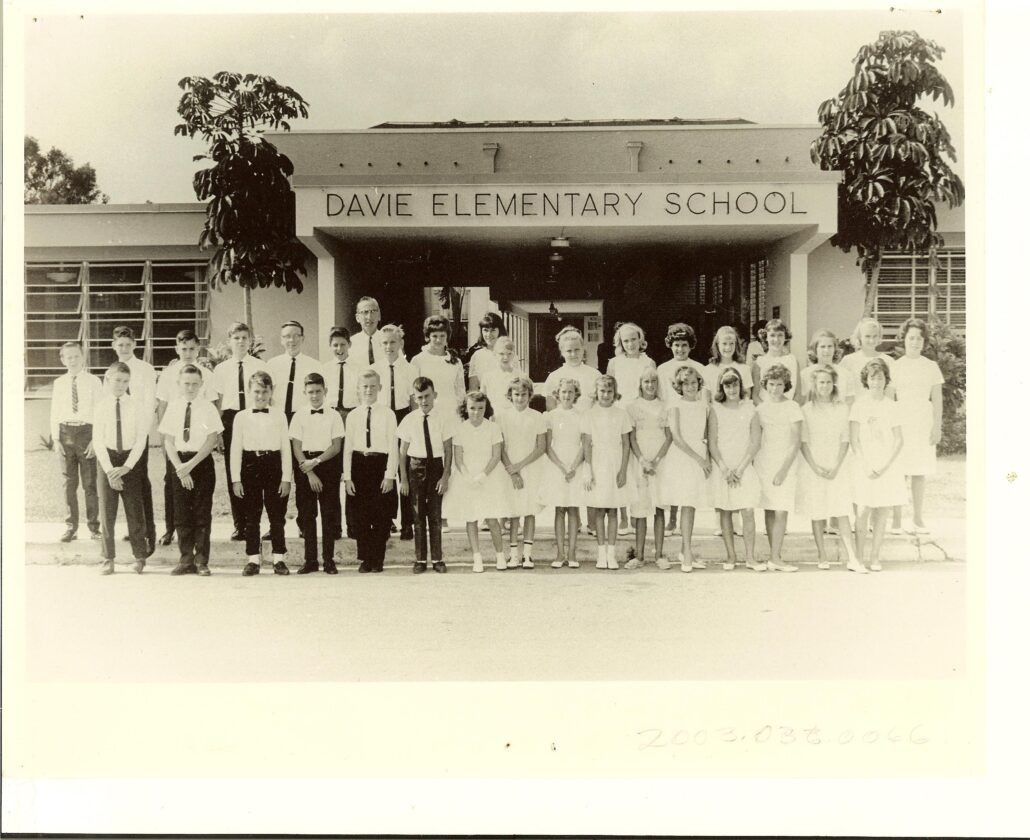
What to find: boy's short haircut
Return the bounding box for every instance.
[359,369,382,385]
[761,362,793,392]
[303,372,326,389]
[551,377,582,401]
[227,321,251,337]
[249,370,274,390]
[505,376,535,400]
[671,365,704,395]
[329,326,351,343]
[179,363,203,378]
[664,322,697,349]
[280,320,304,335]
[860,357,892,388]
[378,323,404,340]
[112,326,136,341]
[60,340,84,354]
[412,376,435,393]
[175,328,200,344]
[107,361,131,376]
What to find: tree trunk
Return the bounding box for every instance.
[927,245,938,321]
[244,285,254,332]
[862,258,881,317]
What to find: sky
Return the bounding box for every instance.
[21,8,965,204]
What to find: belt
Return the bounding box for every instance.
[60,420,90,427]
[244,449,278,457]
[177,450,204,460]
[409,455,442,463]
[302,450,329,458]
[353,450,386,457]
[107,448,132,455]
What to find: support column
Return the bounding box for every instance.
[787,229,830,368]
[298,232,337,361]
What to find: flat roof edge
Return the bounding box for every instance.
[268,124,822,137]
[24,203,206,214]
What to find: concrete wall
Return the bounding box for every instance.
[806,241,868,342]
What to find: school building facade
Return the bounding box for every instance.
[24,119,965,439]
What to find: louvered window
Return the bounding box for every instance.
[874,250,965,337]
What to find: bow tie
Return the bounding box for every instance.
[310,409,324,414]
[253,408,269,414]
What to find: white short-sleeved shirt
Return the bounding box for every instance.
[372,357,417,411]
[229,408,291,482]
[158,397,223,453]
[543,363,601,411]
[411,351,466,412]
[212,355,268,411]
[93,393,150,472]
[343,404,399,481]
[840,351,894,382]
[891,355,944,407]
[289,405,345,452]
[323,358,359,411]
[121,356,157,415]
[656,357,708,404]
[265,352,322,414]
[397,407,454,459]
[496,407,547,462]
[50,370,104,435]
[156,359,217,404]
[606,354,656,403]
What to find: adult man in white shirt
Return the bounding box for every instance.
[111,325,158,549]
[264,320,321,423]
[347,296,384,370]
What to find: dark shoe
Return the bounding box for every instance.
[333,529,343,540]
[196,563,211,577]
[413,561,427,574]
[391,523,399,534]
[90,531,102,541]
[132,559,146,574]
[373,563,384,573]
[273,561,290,575]
[400,530,414,541]
[242,562,260,576]
[99,559,114,575]
[358,561,373,573]
[347,529,356,540]
[323,559,338,575]
[171,563,198,576]
[60,529,77,543]
[230,529,246,541]
[432,561,447,574]
[146,539,156,559]
[262,531,272,541]
[297,562,319,575]
[159,531,175,546]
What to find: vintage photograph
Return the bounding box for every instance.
[5,1,1005,834]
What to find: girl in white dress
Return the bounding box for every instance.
[840,317,895,386]
[752,318,800,404]
[849,358,906,571]
[466,312,522,391]
[754,363,805,572]
[799,329,856,406]
[606,322,656,535]
[444,392,508,573]
[626,369,673,569]
[891,318,944,535]
[481,337,521,412]
[543,326,601,412]
[542,378,587,568]
[797,366,864,572]
[497,376,547,569]
[411,315,466,418]
[707,368,762,571]
[704,325,754,401]
[582,374,634,570]
[658,365,712,573]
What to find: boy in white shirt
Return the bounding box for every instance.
[158,364,223,576]
[93,361,151,573]
[372,324,416,540]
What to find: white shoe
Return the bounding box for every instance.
[606,545,619,570]
[617,526,631,536]
[568,559,580,568]
[656,556,672,570]
[722,560,735,571]
[595,551,606,569]
[550,559,565,569]
[441,524,451,534]
[847,558,869,574]
[887,526,904,536]
[507,554,521,569]
[495,555,507,571]
[677,554,691,573]
[691,559,707,570]
[472,553,484,573]
[669,525,682,536]
[870,560,883,572]
[746,561,768,572]
[767,560,798,572]
[904,520,931,535]
[521,557,534,569]
[624,556,642,570]
[714,528,723,537]
[817,560,831,570]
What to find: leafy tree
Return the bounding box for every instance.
[810,30,965,317]
[24,136,109,204]
[174,72,310,325]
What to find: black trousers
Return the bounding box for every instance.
[163,454,177,534]
[97,449,149,561]
[242,451,287,556]
[351,452,397,569]
[171,452,216,568]
[295,450,342,564]
[220,409,245,531]
[392,407,414,533]
[408,456,443,564]
[139,445,157,548]
[58,423,99,533]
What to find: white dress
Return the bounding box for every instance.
[708,401,761,510]
[583,404,636,508]
[657,357,708,404]
[796,401,854,520]
[892,355,944,476]
[539,407,587,508]
[543,363,601,411]
[411,351,465,417]
[839,351,894,383]
[754,399,804,511]
[626,397,669,518]
[754,353,800,401]
[658,398,711,510]
[468,346,522,386]
[849,394,908,508]
[703,361,754,398]
[443,419,509,524]
[481,366,520,413]
[606,354,656,403]
[496,407,547,517]
[799,363,856,402]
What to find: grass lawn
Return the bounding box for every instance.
[22,446,968,523]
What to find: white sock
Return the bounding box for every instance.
[523,541,533,559]
[247,554,260,565]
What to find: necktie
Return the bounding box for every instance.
[311,409,324,415]
[368,337,374,366]
[237,361,245,409]
[285,357,296,415]
[389,364,396,411]
[366,407,373,449]
[183,402,192,443]
[71,376,79,414]
[337,363,345,410]
[115,397,123,451]
[423,413,434,460]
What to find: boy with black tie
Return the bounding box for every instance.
[158,364,223,576]
[373,324,416,540]
[50,341,103,542]
[93,361,151,573]
[396,377,452,574]
[344,370,399,573]
[323,326,357,540]
[289,373,344,574]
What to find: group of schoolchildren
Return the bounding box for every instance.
[51,295,945,576]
